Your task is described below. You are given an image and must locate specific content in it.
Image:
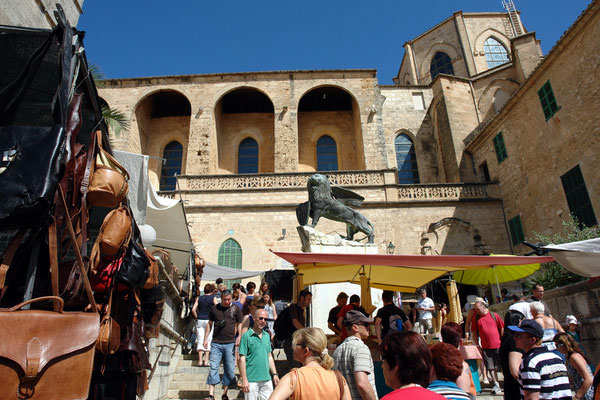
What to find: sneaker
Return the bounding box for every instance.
[482,377,490,385]
[491,383,501,394]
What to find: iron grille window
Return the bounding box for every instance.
[561,165,597,227]
[218,239,242,287]
[395,134,420,183]
[493,132,508,164]
[430,52,454,80]
[508,215,525,246]
[159,141,183,191]
[537,81,560,120]
[238,137,259,174]
[483,37,510,68]
[316,135,338,171]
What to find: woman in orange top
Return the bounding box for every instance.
[269,327,350,400]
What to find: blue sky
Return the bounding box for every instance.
[78,0,591,84]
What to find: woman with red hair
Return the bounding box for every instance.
[379,331,445,400]
[428,342,470,400]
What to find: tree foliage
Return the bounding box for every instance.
[526,219,600,290]
[89,63,129,136]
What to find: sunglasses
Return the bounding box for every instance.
[257,317,267,321]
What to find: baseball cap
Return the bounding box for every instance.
[508,319,544,338]
[566,315,578,325]
[344,310,373,326]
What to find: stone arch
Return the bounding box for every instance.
[473,28,511,56]
[420,43,461,82]
[134,89,191,189]
[214,87,275,174]
[297,85,364,172]
[477,78,520,121]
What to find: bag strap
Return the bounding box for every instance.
[48,217,60,311]
[1,296,64,313]
[58,185,97,312]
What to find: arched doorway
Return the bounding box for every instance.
[135,90,191,188]
[218,238,242,287]
[297,86,364,171]
[159,141,183,191]
[214,88,274,174]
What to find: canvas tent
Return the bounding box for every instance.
[542,238,600,278]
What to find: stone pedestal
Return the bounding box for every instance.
[297,225,378,254]
[296,225,382,332]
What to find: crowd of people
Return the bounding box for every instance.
[189,280,599,400]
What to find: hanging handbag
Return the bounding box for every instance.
[87,131,129,208]
[90,205,132,272]
[0,186,100,400]
[0,28,70,230]
[142,249,159,290]
[118,219,151,288]
[90,252,129,293]
[96,286,121,355]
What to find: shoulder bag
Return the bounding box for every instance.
[87,132,129,208]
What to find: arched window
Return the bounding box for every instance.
[218,239,242,287]
[483,38,510,68]
[430,52,454,80]
[238,137,259,174]
[395,134,420,184]
[159,141,183,191]
[316,135,338,171]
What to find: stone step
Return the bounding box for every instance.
[167,389,243,399]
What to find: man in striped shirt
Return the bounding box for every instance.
[509,320,571,400]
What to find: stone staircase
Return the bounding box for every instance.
[167,350,290,400]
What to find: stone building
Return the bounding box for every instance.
[1,0,83,29]
[98,2,598,280]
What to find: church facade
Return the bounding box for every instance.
[99,2,599,278]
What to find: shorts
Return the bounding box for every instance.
[482,348,500,370]
[196,319,213,351]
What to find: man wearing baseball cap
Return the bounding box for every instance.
[509,320,571,400]
[333,310,378,400]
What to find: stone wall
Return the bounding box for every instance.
[467,2,600,253]
[490,278,600,366]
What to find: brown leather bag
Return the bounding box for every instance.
[90,205,132,272]
[142,250,159,290]
[96,287,121,355]
[87,131,129,208]
[152,248,172,274]
[0,296,99,400]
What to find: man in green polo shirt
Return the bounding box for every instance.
[239,308,279,400]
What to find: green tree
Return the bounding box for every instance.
[526,219,599,290]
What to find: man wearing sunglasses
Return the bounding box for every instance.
[239,308,279,400]
[333,310,378,400]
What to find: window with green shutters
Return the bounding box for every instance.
[218,239,242,287]
[561,165,597,228]
[508,215,525,246]
[492,132,508,163]
[537,80,560,120]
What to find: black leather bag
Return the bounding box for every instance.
[0,27,72,229]
[118,219,150,288]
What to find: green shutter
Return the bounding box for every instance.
[493,132,508,163]
[537,81,560,120]
[561,166,597,228]
[508,215,525,246]
[218,239,242,287]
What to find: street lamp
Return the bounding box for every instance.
[387,242,396,255]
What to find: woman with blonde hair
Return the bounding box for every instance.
[269,327,350,400]
[554,332,594,400]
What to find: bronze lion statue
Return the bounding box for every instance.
[296,174,374,243]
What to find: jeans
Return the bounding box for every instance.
[207,342,236,387]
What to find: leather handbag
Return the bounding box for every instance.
[0,28,70,230]
[90,252,129,293]
[0,296,99,400]
[152,248,173,275]
[118,220,150,288]
[90,205,132,272]
[142,250,159,290]
[96,287,121,355]
[87,131,129,208]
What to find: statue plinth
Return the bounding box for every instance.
[297,226,378,254]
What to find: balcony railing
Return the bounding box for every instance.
[173,170,498,203]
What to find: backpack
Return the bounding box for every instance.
[389,314,404,333]
[274,305,294,341]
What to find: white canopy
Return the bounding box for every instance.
[542,238,600,278]
[200,262,264,281]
